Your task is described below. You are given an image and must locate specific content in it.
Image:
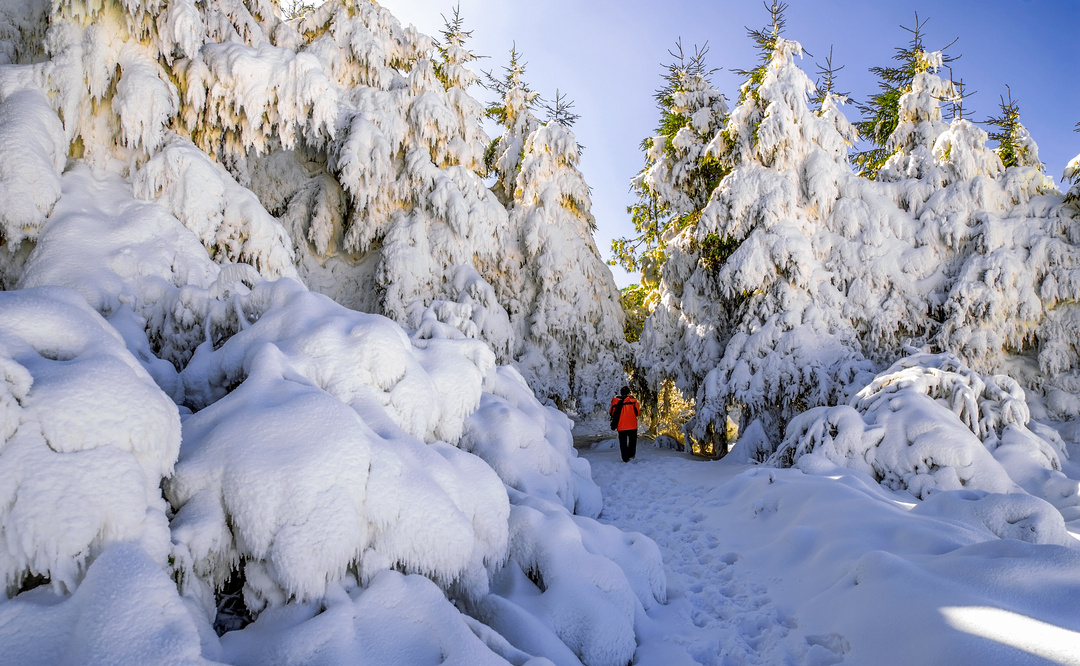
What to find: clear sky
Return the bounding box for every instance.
[379,0,1080,288]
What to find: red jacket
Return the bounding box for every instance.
[610,395,640,431]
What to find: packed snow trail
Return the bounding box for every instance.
[581,442,849,666]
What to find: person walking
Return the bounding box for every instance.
[610,386,640,463]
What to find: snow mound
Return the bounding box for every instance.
[912,489,1067,546]
[0,543,213,666]
[770,353,1079,515]
[462,366,602,517]
[471,492,665,666]
[0,287,179,595]
[220,571,531,666]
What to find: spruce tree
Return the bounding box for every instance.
[1067,123,1080,204]
[613,41,728,298]
[853,15,958,179]
[638,3,874,449]
[509,111,627,412]
[985,86,1043,169]
[483,46,542,206]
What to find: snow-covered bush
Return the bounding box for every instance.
[0,287,179,596]
[462,365,601,517]
[460,364,667,666]
[768,353,1079,519]
[167,280,510,614]
[0,544,212,666]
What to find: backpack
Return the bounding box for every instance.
[609,397,627,431]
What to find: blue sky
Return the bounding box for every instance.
[380,0,1080,287]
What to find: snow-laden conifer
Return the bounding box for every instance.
[483,47,541,207]
[614,42,728,305]
[640,7,875,445]
[485,55,628,412]
[1065,123,1080,205]
[0,2,654,664]
[509,115,627,413]
[638,6,1080,460]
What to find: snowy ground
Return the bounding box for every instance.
[577,423,1080,666]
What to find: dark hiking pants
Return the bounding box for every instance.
[618,429,637,462]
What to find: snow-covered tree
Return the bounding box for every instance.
[639,4,875,447]
[508,114,627,413]
[482,53,627,412]
[483,46,542,206]
[854,15,959,180]
[985,87,1043,170]
[636,4,1080,456]
[614,41,728,302]
[0,2,655,665]
[1065,123,1080,205]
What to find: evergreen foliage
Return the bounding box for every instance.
[809,47,848,112]
[853,15,958,178]
[482,46,541,205]
[985,86,1043,169]
[542,89,581,128]
[634,3,1080,455]
[612,40,728,299]
[732,0,788,106]
[1066,131,1080,205]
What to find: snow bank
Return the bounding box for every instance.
[462,366,601,517]
[0,287,179,595]
[586,444,1080,665]
[461,367,667,666]
[705,460,1080,665]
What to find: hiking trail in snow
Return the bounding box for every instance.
[582,441,849,666]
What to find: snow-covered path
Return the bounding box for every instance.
[582,443,847,666]
[581,438,1080,666]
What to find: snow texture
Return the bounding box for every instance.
[585,440,1080,666]
[0,3,647,664]
[770,353,1079,530]
[0,287,179,595]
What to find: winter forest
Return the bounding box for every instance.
[1,0,1079,664]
